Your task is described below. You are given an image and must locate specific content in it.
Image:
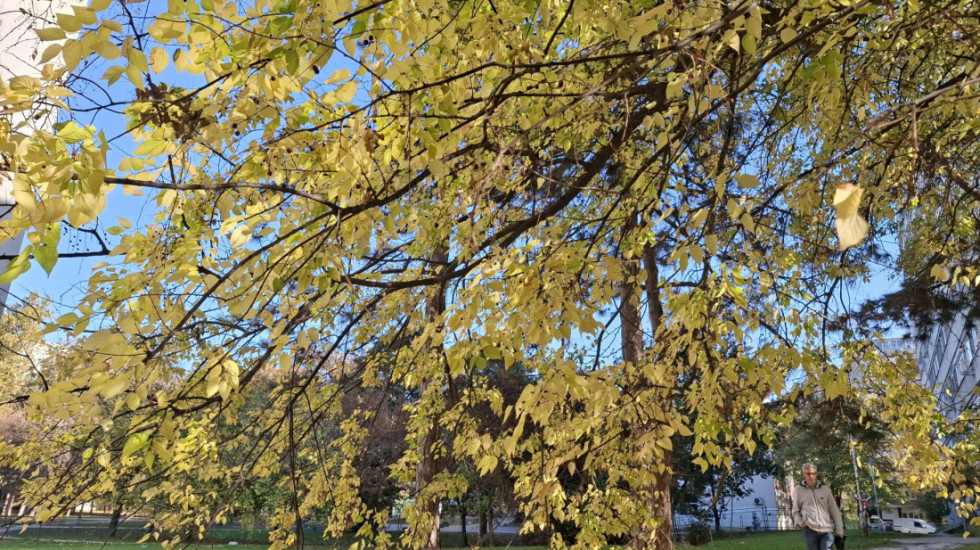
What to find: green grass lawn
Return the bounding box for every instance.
[674,529,980,550]
[0,526,536,549]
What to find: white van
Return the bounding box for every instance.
[891,517,937,534]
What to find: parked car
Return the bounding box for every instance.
[891,517,936,534]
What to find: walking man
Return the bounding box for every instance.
[792,462,845,550]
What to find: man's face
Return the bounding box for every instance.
[803,468,818,487]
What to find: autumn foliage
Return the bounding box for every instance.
[2,0,980,548]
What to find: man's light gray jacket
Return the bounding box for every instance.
[792,480,844,536]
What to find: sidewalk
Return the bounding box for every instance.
[873,536,979,550]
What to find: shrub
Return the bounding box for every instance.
[685,521,712,546]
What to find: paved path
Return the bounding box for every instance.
[873,536,979,550]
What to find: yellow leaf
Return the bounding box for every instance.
[832,184,868,250]
[39,44,63,64]
[723,29,740,52]
[71,5,98,25]
[160,416,176,440]
[149,47,169,74]
[101,373,130,398]
[62,40,82,71]
[128,47,149,73]
[746,8,762,40]
[57,13,83,32]
[35,28,67,41]
[325,68,350,85]
[735,174,760,188]
[173,49,189,72]
[94,40,121,60]
[477,454,498,474]
[89,0,113,11]
[205,367,221,397]
[229,225,251,248]
[125,392,140,411]
[9,76,41,92]
[334,81,357,103]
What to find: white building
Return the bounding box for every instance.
[709,474,795,532]
[0,0,84,315]
[915,311,980,422]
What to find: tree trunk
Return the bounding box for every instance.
[107,503,123,538]
[622,216,674,550]
[460,502,468,547]
[413,247,450,550]
[488,500,495,547]
[479,497,488,540]
[416,389,443,550]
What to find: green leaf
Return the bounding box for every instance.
[352,19,367,37]
[0,251,32,285]
[483,345,502,360]
[35,243,58,274]
[122,432,149,458]
[267,16,293,35]
[55,121,95,143]
[285,49,299,75]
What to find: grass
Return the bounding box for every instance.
[0,524,535,549]
[673,529,980,550]
[0,541,541,550]
[2,526,979,550]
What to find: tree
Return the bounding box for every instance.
[912,490,949,527]
[3,0,980,548]
[774,388,922,534]
[0,295,80,519]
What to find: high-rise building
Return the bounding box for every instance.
[907,295,980,529]
[915,311,980,422]
[0,0,82,316]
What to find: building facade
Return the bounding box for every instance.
[708,474,796,532]
[915,312,980,422]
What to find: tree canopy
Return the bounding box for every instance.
[2,0,980,548]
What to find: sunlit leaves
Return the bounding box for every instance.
[833,184,869,251]
[35,27,67,41]
[2,0,979,545]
